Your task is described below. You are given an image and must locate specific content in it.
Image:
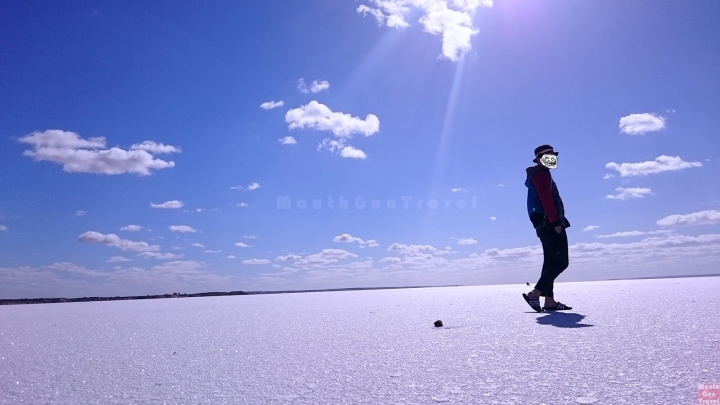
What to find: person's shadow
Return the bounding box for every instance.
[536,312,593,328]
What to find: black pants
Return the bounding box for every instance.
[534,226,569,298]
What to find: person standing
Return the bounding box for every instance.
[522,145,573,312]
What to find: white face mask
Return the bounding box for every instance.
[539,154,558,169]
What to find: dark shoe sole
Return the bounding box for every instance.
[542,304,572,311]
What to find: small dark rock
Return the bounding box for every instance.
[434,320,443,327]
[526,282,530,286]
[173,351,177,355]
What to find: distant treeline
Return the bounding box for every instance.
[0,285,457,306]
[244,286,436,295]
[0,291,247,306]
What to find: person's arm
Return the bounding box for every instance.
[530,170,561,227]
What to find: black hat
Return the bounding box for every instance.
[533,144,559,163]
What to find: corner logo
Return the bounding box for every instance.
[699,383,720,405]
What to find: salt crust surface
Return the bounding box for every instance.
[1,277,718,404]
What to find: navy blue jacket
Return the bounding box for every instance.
[525,165,571,229]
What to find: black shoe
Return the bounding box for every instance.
[542,302,572,311]
[522,293,543,313]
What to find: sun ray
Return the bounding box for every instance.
[422,53,468,235]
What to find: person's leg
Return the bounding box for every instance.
[529,226,556,299]
[543,228,569,308]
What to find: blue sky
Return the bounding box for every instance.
[1,0,719,298]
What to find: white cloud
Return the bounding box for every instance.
[356,0,491,61]
[1,260,238,300]
[184,208,216,213]
[150,200,184,209]
[279,136,297,145]
[287,101,379,137]
[19,130,178,175]
[235,242,251,248]
[243,235,258,239]
[149,260,205,273]
[489,217,496,221]
[138,252,185,260]
[606,156,702,177]
[387,243,437,255]
[260,101,284,110]
[619,113,666,135]
[603,174,613,180]
[317,138,343,152]
[51,260,226,297]
[169,225,197,233]
[237,203,249,208]
[130,141,181,154]
[227,255,236,259]
[20,130,106,149]
[23,230,720,295]
[120,225,143,232]
[242,259,271,265]
[358,4,409,27]
[297,79,308,93]
[339,145,367,159]
[606,187,653,200]
[295,249,359,266]
[333,234,379,247]
[596,230,672,239]
[78,231,160,252]
[286,100,376,159]
[452,187,467,192]
[17,229,720,296]
[107,256,131,263]
[45,262,106,277]
[573,230,720,255]
[310,80,330,93]
[657,210,720,227]
[583,225,601,231]
[204,250,222,253]
[318,138,367,159]
[365,239,380,248]
[75,210,86,217]
[446,233,720,279]
[276,254,302,262]
[297,79,331,94]
[457,237,477,245]
[334,234,359,243]
[231,182,261,191]
[0,225,7,232]
[191,243,205,248]
[420,4,479,61]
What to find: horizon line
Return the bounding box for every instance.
[2,273,720,305]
